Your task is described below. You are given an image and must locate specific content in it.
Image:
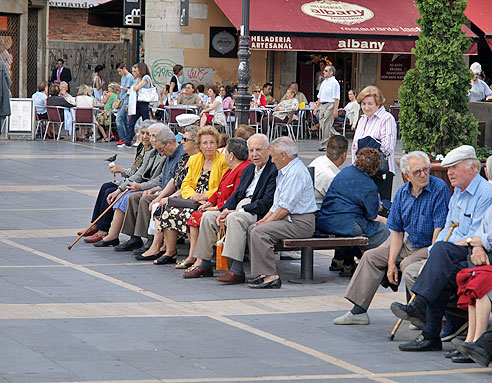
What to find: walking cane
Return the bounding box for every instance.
[68,189,129,250]
[388,221,459,340]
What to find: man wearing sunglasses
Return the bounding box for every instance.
[334,151,450,325]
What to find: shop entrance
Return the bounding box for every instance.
[296,51,354,106]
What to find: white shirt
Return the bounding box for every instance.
[308,155,340,208]
[32,91,47,114]
[343,100,360,125]
[207,95,223,115]
[318,76,340,103]
[245,164,266,198]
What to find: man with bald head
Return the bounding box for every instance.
[183,134,278,283]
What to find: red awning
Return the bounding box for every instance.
[465,0,492,50]
[215,0,477,54]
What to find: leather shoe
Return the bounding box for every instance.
[93,238,120,247]
[133,241,152,255]
[453,338,491,367]
[84,233,103,243]
[399,334,442,352]
[451,353,474,363]
[134,250,165,261]
[77,228,97,237]
[390,302,426,328]
[248,277,282,289]
[216,270,245,284]
[445,349,461,358]
[183,266,214,278]
[246,275,264,285]
[114,238,144,252]
[154,253,177,265]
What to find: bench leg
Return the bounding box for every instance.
[300,247,314,280]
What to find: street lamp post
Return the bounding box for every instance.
[235,0,251,126]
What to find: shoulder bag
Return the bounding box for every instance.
[137,77,159,103]
[167,197,201,210]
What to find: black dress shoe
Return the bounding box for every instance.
[318,147,326,152]
[114,238,144,252]
[246,275,264,285]
[133,241,152,255]
[445,349,461,358]
[93,238,120,247]
[248,277,282,289]
[390,302,426,328]
[135,250,165,261]
[451,353,474,363]
[453,339,491,367]
[399,334,442,352]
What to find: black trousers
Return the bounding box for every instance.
[412,241,469,338]
[477,329,492,357]
[372,172,394,201]
[92,182,118,232]
[127,101,150,146]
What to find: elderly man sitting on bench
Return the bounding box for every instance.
[247,137,317,289]
[333,151,450,325]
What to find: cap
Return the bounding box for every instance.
[441,145,477,167]
[470,62,482,75]
[176,113,200,127]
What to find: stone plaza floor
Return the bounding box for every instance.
[0,137,490,383]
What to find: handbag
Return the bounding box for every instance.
[216,226,228,271]
[356,136,389,175]
[112,94,128,110]
[212,112,227,127]
[137,86,159,103]
[167,197,200,210]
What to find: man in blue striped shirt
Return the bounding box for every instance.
[247,137,317,289]
[334,151,450,325]
[392,145,492,352]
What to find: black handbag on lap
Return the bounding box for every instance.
[167,197,200,210]
[356,136,389,175]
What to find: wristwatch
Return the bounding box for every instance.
[466,237,473,246]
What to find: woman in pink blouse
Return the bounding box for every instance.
[352,86,397,201]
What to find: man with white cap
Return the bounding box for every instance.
[174,113,199,143]
[391,145,492,352]
[117,122,187,253]
[469,62,492,102]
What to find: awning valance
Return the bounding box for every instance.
[214,0,477,54]
[465,0,492,51]
[87,0,145,30]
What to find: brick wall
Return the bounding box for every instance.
[49,8,120,41]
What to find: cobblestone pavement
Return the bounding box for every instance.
[0,138,490,383]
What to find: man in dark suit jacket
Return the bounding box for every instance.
[50,59,72,92]
[183,133,277,283]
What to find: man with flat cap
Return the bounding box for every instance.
[175,113,199,143]
[391,145,492,352]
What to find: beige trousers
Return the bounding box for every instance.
[193,199,257,262]
[345,239,429,310]
[318,102,339,148]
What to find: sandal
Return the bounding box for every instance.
[154,253,177,265]
[175,259,195,269]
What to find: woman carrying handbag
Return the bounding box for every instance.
[126,62,155,148]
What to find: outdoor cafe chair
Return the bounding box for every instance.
[73,107,97,143]
[45,105,66,141]
[269,111,298,142]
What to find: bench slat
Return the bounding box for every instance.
[281,236,368,249]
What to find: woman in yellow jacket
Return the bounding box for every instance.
[155,125,228,264]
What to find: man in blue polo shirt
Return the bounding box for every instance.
[334,151,450,325]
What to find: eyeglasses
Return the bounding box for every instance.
[182,137,191,142]
[411,167,431,177]
[323,69,330,73]
[141,131,150,136]
[253,90,260,93]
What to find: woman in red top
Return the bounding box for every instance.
[176,138,250,269]
[251,85,266,107]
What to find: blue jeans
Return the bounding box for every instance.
[127,101,149,146]
[115,99,129,142]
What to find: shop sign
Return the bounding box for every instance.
[210,27,238,58]
[380,54,411,80]
[301,0,374,25]
[124,0,142,27]
[337,39,385,52]
[251,36,293,50]
[151,59,213,87]
[49,0,105,8]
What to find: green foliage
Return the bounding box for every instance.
[399,0,478,155]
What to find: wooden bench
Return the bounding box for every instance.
[275,236,369,283]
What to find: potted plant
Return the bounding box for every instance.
[398,0,479,164]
